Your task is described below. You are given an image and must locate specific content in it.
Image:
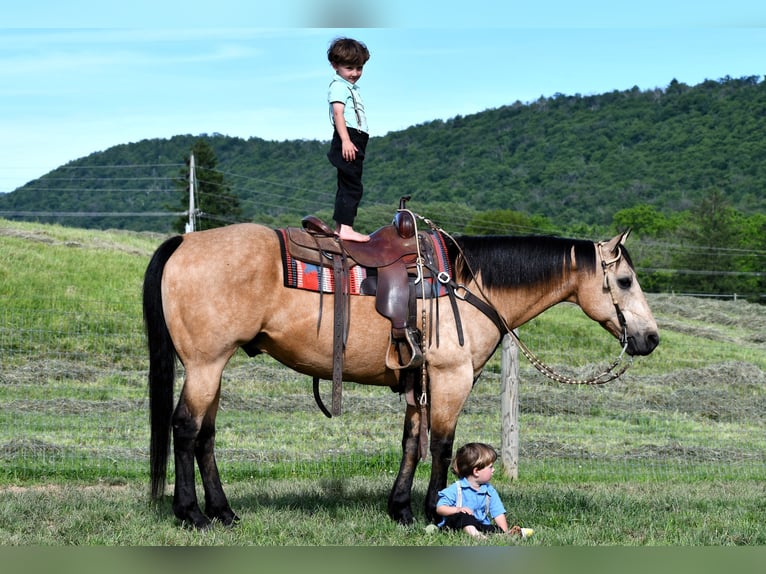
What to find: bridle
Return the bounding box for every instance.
[598,240,630,349]
[509,240,633,385]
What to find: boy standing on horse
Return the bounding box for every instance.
[326,37,371,243]
[436,443,532,540]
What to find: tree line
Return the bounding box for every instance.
[1,75,764,299]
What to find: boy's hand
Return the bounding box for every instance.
[341,140,358,161]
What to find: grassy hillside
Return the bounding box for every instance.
[1,219,765,544]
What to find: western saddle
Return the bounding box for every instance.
[282,197,436,416]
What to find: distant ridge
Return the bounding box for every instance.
[1,75,764,233]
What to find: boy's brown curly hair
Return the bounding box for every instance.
[327,37,370,66]
[450,443,498,477]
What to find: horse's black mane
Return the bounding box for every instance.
[447,234,603,290]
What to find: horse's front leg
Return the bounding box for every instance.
[423,366,473,523]
[388,403,422,524]
[425,432,454,523]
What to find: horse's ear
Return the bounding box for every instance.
[603,228,631,256]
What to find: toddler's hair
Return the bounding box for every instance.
[450,442,498,477]
[328,37,370,66]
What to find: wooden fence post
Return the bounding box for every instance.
[500,332,519,480]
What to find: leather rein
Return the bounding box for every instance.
[423,218,633,386]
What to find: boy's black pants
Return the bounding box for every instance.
[327,128,369,226]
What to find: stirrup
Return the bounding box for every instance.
[385,329,424,370]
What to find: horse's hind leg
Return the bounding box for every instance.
[171,400,211,528]
[194,392,238,526]
[171,363,237,529]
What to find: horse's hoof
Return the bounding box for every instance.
[218,510,240,527]
[182,517,213,530]
[201,506,240,527]
[390,509,414,525]
[177,510,212,530]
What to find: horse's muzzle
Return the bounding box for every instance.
[626,332,660,356]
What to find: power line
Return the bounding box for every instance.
[639,267,765,277]
[637,239,766,256]
[0,211,183,217]
[56,163,185,170]
[3,163,764,260]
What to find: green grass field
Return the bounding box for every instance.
[1,219,764,545]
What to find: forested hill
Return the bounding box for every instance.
[2,75,765,233]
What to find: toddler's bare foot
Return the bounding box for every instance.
[463,525,487,539]
[336,225,370,242]
[507,525,534,538]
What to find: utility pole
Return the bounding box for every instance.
[185,152,197,233]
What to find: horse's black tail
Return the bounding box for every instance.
[143,235,184,501]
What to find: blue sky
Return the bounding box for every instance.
[1,1,765,193]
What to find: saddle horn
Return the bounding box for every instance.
[394,196,415,238]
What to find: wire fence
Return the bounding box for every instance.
[1,294,764,484]
[2,160,765,491]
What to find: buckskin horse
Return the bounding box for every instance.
[143,216,659,529]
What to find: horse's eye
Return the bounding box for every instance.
[617,277,633,289]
